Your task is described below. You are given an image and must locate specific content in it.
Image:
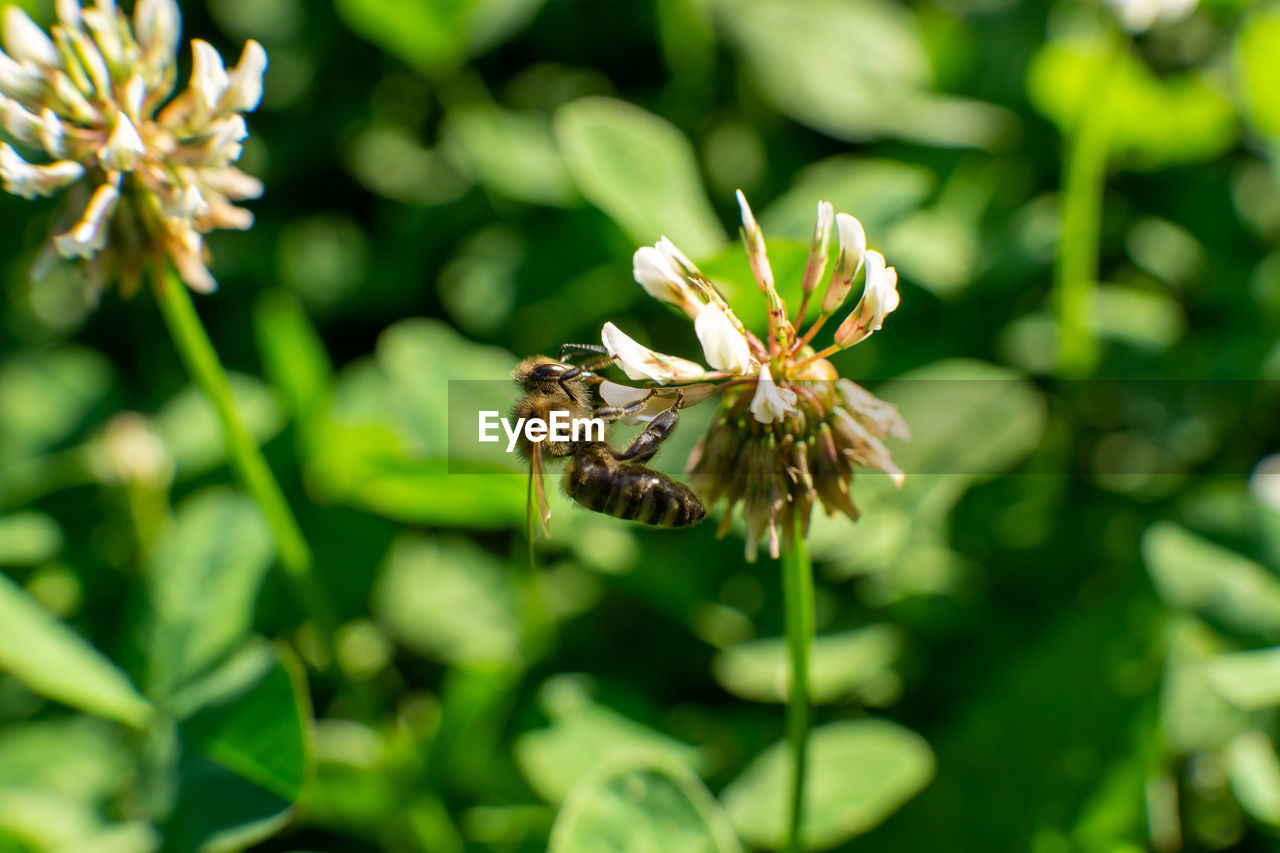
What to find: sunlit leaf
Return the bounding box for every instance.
[152,374,284,478]
[760,157,935,242]
[0,513,63,566]
[721,719,934,850]
[555,97,727,257]
[0,347,112,464]
[143,489,275,695]
[1235,9,1280,140]
[1226,731,1280,826]
[0,718,131,803]
[1027,37,1237,168]
[717,0,1012,148]
[516,678,702,803]
[550,760,742,853]
[0,789,158,853]
[1159,618,1253,754]
[442,105,576,206]
[1143,522,1280,637]
[1204,646,1280,711]
[373,536,523,667]
[0,572,152,728]
[165,643,312,853]
[712,625,902,705]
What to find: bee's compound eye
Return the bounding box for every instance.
[529,363,568,382]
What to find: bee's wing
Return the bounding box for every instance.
[528,439,552,538]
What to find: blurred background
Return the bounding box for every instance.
[4,0,1280,850]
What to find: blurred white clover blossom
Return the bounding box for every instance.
[0,0,266,295]
[599,192,908,560]
[1104,0,1197,32]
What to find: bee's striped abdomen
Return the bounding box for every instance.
[563,447,705,528]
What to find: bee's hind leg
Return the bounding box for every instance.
[618,390,685,464]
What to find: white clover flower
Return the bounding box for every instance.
[0,0,267,295]
[599,191,907,560]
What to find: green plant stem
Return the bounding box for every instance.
[1055,28,1122,376]
[781,521,814,853]
[150,264,335,640]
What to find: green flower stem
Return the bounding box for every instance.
[150,263,334,638]
[1055,27,1122,376]
[781,521,815,853]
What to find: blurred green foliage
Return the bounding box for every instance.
[4,0,1280,850]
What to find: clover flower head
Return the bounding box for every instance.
[0,0,267,295]
[602,193,908,560]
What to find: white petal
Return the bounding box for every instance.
[601,321,707,384]
[693,302,754,374]
[122,73,145,118]
[205,114,247,163]
[834,410,904,486]
[863,250,899,328]
[226,40,266,112]
[56,0,83,29]
[190,39,229,113]
[1250,455,1280,513]
[101,112,145,171]
[1,96,41,143]
[133,0,180,73]
[0,50,41,98]
[801,200,834,295]
[166,184,208,218]
[169,225,216,292]
[40,107,64,156]
[54,181,118,257]
[599,380,651,407]
[748,365,796,424]
[834,213,866,283]
[633,236,702,315]
[3,7,59,67]
[0,143,83,199]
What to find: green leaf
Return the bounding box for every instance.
[1226,731,1280,826]
[1159,618,1253,754]
[1204,646,1280,710]
[0,347,112,465]
[333,0,471,73]
[0,790,158,853]
[721,719,934,850]
[515,677,702,804]
[144,489,275,696]
[717,0,1012,148]
[165,643,313,853]
[0,572,152,728]
[253,290,334,431]
[0,513,63,566]
[550,760,742,853]
[1235,9,1280,140]
[760,158,935,241]
[555,96,726,257]
[712,626,902,705]
[152,374,284,478]
[0,718,132,803]
[1143,522,1280,637]
[372,536,523,667]
[442,105,576,206]
[1027,37,1237,168]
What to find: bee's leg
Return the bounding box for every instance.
[556,356,618,399]
[559,343,609,363]
[591,388,656,423]
[619,390,684,464]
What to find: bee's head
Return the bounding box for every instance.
[513,357,572,391]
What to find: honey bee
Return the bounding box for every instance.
[512,347,705,533]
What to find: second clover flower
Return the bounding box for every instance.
[600,192,909,560]
[0,0,267,295]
